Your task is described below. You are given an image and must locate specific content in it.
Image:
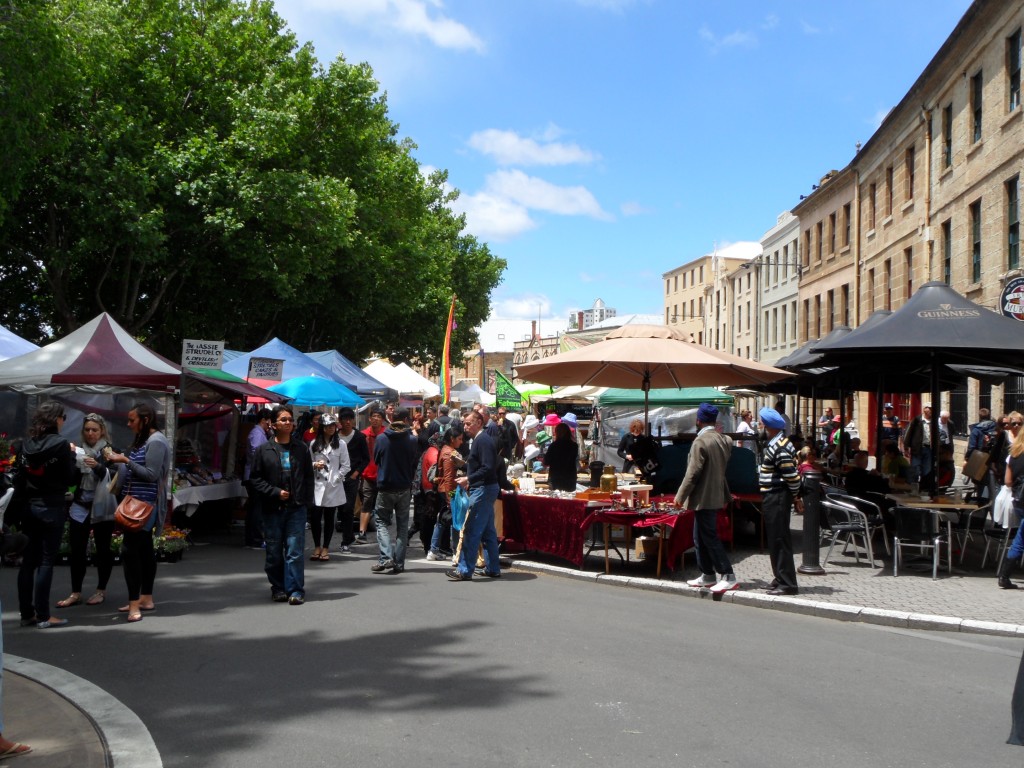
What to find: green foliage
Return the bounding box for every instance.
[0,0,504,367]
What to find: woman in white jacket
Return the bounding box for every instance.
[308,414,350,561]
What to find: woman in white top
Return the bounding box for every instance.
[734,410,757,453]
[308,414,351,561]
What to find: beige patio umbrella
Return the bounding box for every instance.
[514,324,793,429]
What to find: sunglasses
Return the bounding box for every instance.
[1012,421,1023,427]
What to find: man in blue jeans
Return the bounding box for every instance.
[371,407,418,574]
[251,405,314,605]
[447,409,505,581]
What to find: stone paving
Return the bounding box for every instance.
[508,515,1024,636]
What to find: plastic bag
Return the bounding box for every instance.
[450,486,469,531]
[994,484,1015,529]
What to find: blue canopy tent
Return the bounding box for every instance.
[267,376,365,408]
[306,350,394,399]
[0,323,39,361]
[223,338,346,389]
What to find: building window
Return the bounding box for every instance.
[781,305,787,342]
[868,183,877,229]
[1010,29,1022,111]
[1009,176,1020,270]
[867,269,875,313]
[843,203,851,246]
[971,70,983,143]
[942,219,952,284]
[884,165,892,217]
[665,307,670,324]
[905,146,915,200]
[673,275,678,291]
[815,221,823,260]
[942,103,953,168]
[829,212,836,254]
[905,246,913,299]
[791,300,797,341]
[841,284,849,326]
[665,279,670,294]
[884,259,892,311]
[971,199,982,282]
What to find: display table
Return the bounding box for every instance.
[579,508,694,577]
[172,480,247,516]
[501,493,610,568]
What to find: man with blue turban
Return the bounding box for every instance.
[758,407,803,595]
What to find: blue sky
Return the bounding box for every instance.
[275,0,973,345]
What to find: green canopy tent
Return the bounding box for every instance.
[594,387,736,471]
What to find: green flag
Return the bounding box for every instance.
[493,369,522,409]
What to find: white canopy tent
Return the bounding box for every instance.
[362,359,440,398]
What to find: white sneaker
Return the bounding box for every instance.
[687,573,717,588]
[425,551,445,561]
[711,575,740,594]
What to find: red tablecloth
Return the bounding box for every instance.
[501,494,596,567]
[580,509,694,571]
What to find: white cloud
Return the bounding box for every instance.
[467,128,597,166]
[492,294,555,320]
[452,190,537,241]
[698,24,757,52]
[486,169,613,220]
[298,0,484,53]
[428,165,610,242]
[573,0,639,11]
[761,14,779,31]
[800,19,822,35]
[620,200,653,216]
[578,271,600,283]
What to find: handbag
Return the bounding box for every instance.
[963,450,990,482]
[115,494,154,532]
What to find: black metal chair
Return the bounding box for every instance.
[840,492,891,556]
[893,506,947,580]
[821,494,881,568]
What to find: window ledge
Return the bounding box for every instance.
[939,165,953,181]
[866,228,876,239]
[1002,105,1023,129]
[967,139,984,159]
[901,199,915,214]
[881,215,894,228]
[839,244,852,256]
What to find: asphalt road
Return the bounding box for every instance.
[3,539,1023,768]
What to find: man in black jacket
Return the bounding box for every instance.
[371,407,418,574]
[251,405,314,605]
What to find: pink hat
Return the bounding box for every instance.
[542,413,562,426]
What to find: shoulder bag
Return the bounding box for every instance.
[115,494,154,532]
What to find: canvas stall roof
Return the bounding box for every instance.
[597,387,735,408]
[0,324,39,362]
[306,350,391,397]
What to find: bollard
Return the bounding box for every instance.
[798,469,826,574]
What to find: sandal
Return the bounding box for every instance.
[126,612,143,623]
[85,591,106,606]
[118,604,155,613]
[56,594,82,608]
[0,742,32,758]
[310,548,322,561]
[320,552,330,561]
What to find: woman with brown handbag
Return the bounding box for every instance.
[107,403,171,623]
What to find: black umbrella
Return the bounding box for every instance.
[814,282,1024,490]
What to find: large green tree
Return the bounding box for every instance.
[0,0,503,367]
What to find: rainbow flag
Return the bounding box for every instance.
[439,295,457,402]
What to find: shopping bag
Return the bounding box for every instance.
[994,484,1015,529]
[450,486,469,531]
[963,450,990,482]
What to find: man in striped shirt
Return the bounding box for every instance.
[758,407,803,596]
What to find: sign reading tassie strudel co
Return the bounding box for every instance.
[1001,276,1024,321]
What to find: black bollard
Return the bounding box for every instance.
[798,469,826,574]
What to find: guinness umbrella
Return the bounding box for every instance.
[814,282,1024,489]
[514,324,792,428]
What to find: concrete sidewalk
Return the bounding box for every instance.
[4,518,1023,767]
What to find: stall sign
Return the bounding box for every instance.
[248,357,284,382]
[182,339,225,369]
[494,369,523,409]
[1001,276,1024,320]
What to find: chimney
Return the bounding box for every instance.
[531,320,537,340]
[577,311,585,330]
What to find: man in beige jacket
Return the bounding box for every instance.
[674,403,738,593]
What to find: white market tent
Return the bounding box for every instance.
[362,360,440,398]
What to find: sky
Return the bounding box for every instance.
[274,0,974,349]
